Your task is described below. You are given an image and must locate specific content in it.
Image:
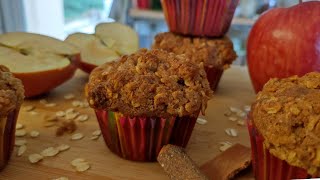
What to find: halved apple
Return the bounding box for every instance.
[65,22,139,73]
[0,32,79,97]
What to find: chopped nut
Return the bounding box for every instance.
[219,142,233,152]
[16,123,24,130]
[92,130,101,136]
[225,128,238,137]
[45,103,57,107]
[237,120,245,126]
[224,111,232,117]
[23,105,35,112]
[15,139,27,146]
[64,93,75,100]
[71,133,84,140]
[196,118,207,125]
[76,114,89,122]
[28,153,43,163]
[57,144,70,152]
[56,111,65,117]
[290,106,301,115]
[17,145,27,156]
[15,129,27,137]
[30,130,40,138]
[53,177,69,180]
[264,102,282,114]
[41,147,60,157]
[56,120,77,136]
[229,107,241,113]
[228,117,238,122]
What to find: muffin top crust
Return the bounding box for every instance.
[152,32,237,68]
[86,49,212,118]
[0,65,24,117]
[251,72,320,175]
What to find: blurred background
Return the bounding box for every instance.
[0,0,304,65]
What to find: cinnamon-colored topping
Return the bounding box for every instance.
[157,144,209,180]
[251,72,320,175]
[200,144,251,180]
[0,65,24,117]
[86,49,212,118]
[152,32,237,68]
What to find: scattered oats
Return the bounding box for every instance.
[15,129,27,137]
[244,105,251,112]
[229,107,241,113]
[41,147,60,157]
[45,103,57,107]
[196,118,207,125]
[225,128,238,137]
[65,108,75,114]
[53,177,69,180]
[237,120,245,126]
[16,123,24,130]
[44,115,58,122]
[92,130,101,136]
[29,111,39,115]
[219,141,233,152]
[30,130,40,138]
[75,163,90,172]
[65,113,79,120]
[71,133,84,140]
[23,105,35,112]
[224,111,232,117]
[56,111,65,117]
[39,99,48,104]
[72,100,81,107]
[90,136,100,140]
[76,114,89,122]
[71,158,86,166]
[17,145,27,156]
[28,153,43,163]
[236,111,247,118]
[228,117,238,122]
[44,121,56,128]
[80,101,89,108]
[57,144,70,152]
[64,93,75,100]
[15,139,27,146]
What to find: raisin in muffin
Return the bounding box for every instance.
[248,72,320,179]
[152,32,237,91]
[86,49,212,161]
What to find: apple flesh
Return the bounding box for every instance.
[0,32,79,97]
[247,1,320,93]
[65,22,139,73]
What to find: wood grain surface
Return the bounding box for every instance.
[0,66,255,180]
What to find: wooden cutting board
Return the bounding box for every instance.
[0,66,255,180]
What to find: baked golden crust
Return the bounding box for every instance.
[0,65,24,117]
[152,32,237,69]
[86,49,212,118]
[251,72,320,175]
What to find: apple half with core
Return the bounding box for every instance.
[65,22,139,73]
[0,32,79,97]
[247,1,320,93]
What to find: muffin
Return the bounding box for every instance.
[152,32,237,91]
[0,65,24,170]
[248,72,320,179]
[86,49,212,161]
[161,0,239,37]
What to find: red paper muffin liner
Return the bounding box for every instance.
[161,0,239,37]
[0,108,20,170]
[95,110,197,162]
[205,66,224,91]
[247,118,314,180]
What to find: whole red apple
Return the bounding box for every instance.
[247,1,320,93]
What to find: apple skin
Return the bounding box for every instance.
[247,1,320,93]
[14,54,80,98]
[78,60,97,74]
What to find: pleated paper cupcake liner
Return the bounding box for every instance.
[247,118,313,180]
[0,108,20,170]
[161,0,239,37]
[205,66,224,91]
[95,110,197,162]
